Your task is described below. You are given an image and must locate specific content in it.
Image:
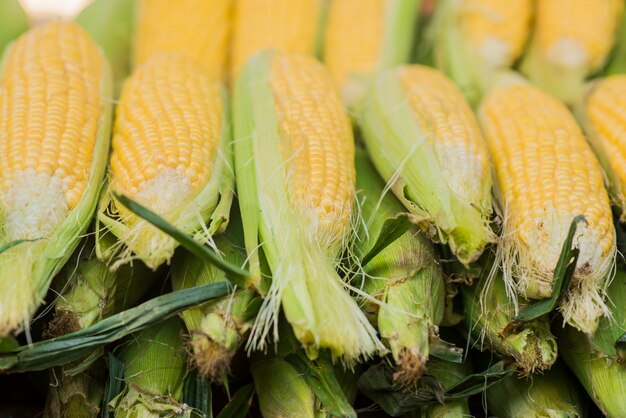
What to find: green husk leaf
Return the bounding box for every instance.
[0,40,113,337]
[588,269,626,360]
[416,357,472,418]
[353,146,448,386]
[428,338,463,363]
[486,362,584,418]
[286,351,356,418]
[215,384,254,418]
[75,0,134,95]
[0,0,29,55]
[45,361,106,418]
[115,194,250,288]
[102,353,124,418]
[604,8,626,76]
[514,215,584,322]
[461,256,558,374]
[110,317,189,418]
[0,281,229,373]
[182,369,212,418]
[357,359,512,416]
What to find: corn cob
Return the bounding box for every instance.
[354,146,445,387]
[109,317,189,417]
[234,50,382,361]
[521,0,624,104]
[97,53,233,270]
[134,0,232,81]
[75,0,134,96]
[171,232,258,380]
[433,0,533,105]
[486,363,584,417]
[558,270,626,416]
[461,271,558,374]
[0,0,29,55]
[0,22,112,337]
[231,0,324,80]
[583,75,626,214]
[323,0,420,108]
[360,64,494,265]
[479,81,616,335]
[251,356,317,418]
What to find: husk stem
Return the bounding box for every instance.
[171,230,258,381]
[353,147,445,387]
[233,50,382,362]
[558,269,626,417]
[74,0,134,96]
[359,66,494,266]
[0,47,113,338]
[109,317,191,418]
[408,357,471,418]
[96,87,234,271]
[251,355,317,418]
[0,0,29,56]
[44,361,106,418]
[486,362,584,417]
[461,269,558,375]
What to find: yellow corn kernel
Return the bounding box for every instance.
[270,53,355,244]
[0,21,104,239]
[460,0,533,67]
[324,0,386,93]
[231,0,323,80]
[105,53,225,268]
[134,0,232,80]
[479,82,616,334]
[0,21,111,336]
[534,0,623,71]
[585,75,626,212]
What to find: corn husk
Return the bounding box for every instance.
[109,317,190,418]
[558,270,626,417]
[461,270,558,374]
[416,357,471,418]
[0,0,29,55]
[353,146,445,386]
[171,230,259,380]
[486,362,584,417]
[75,0,134,95]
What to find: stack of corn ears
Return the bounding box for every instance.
[1,0,626,417]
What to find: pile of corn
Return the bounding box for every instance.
[1,0,626,417]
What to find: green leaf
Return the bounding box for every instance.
[0,238,39,254]
[0,281,230,373]
[429,337,463,363]
[102,352,124,418]
[216,384,254,418]
[286,351,357,418]
[357,360,513,416]
[114,193,251,288]
[183,369,213,418]
[514,215,585,322]
[360,215,413,267]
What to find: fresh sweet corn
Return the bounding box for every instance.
[583,75,626,214]
[171,231,258,380]
[486,363,584,417]
[354,146,445,387]
[323,0,420,107]
[97,53,233,270]
[109,318,189,417]
[479,81,616,335]
[521,0,624,104]
[234,51,382,362]
[231,0,324,80]
[558,270,626,417]
[134,0,232,80]
[0,22,113,337]
[360,64,494,266]
[434,0,533,105]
